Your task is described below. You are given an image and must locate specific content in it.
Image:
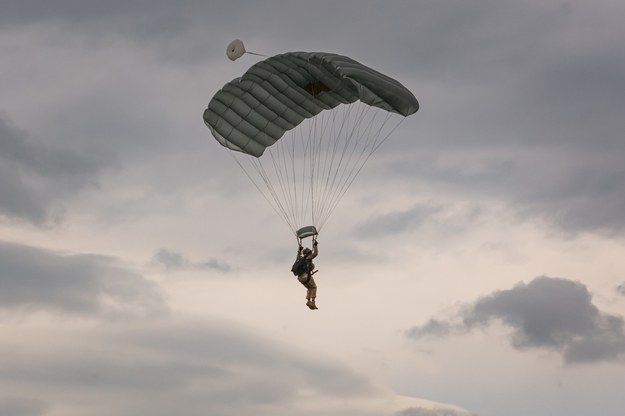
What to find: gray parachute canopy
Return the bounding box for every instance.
[203,51,419,237]
[203,52,419,158]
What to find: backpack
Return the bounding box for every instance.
[291,256,309,276]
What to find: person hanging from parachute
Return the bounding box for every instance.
[290,225,321,309]
[204,40,419,309]
[292,234,319,310]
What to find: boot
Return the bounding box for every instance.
[306,300,315,310]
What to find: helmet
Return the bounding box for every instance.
[303,248,312,255]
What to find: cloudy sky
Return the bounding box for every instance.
[2,1,625,415]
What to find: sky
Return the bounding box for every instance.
[1,1,625,415]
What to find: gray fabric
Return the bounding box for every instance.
[296,225,318,239]
[204,52,419,157]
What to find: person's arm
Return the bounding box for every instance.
[309,241,318,259]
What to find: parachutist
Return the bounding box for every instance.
[292,241,319,310]
[205,48,418,311]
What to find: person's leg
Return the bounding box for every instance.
[307,277,318,309]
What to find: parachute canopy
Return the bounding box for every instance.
[204,51,419,237]
[204,52,418,157]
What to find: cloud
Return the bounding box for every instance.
[395,407,475,416]
[151,248,232,273]
[354,203,445,239]
[0,116,110,225]
[0,0,279,66]
[407,318,456,339]
[0,318,396,416]
[376,1,625,237]
[0,241,166,317]
[407,276,625,364]
[351,202,488,249]
[4,0,625,240]
[0,397,48,416]
[617,282,625,296]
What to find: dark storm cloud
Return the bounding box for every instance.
[151,248,232,273]
[0,241,165,316]
[0,116,110,224]
[407,276,625,364]
[0,319,379,416]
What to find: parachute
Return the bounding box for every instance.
[204,48,419,240]
[226,39,246,61]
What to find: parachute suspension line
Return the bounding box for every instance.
[287,125,301,228]
[314,103,401,231]
[256,113,320,236]
[253,158,299,233]
[315,107,342,232]
[308,104,346,233]
[275,124,300,231]
[266,140,297,229]
[227,103,406,238]
[275,130,295,225]
[318,110,334,226]
[229,152,297,234]
[326,105,383,211]
[293,117,307,229]
[262,124,307,233]
[321,111,403,229]
[315,105,357,228]
[329,108,394,225]
[320,113,379,226]
[304,113,315,228]
[312,103,357,232]
[300,124,312,228]
[316,102,373,230]
[289,126,298,227]
[309,107,333,230]
[308,112,317,228]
